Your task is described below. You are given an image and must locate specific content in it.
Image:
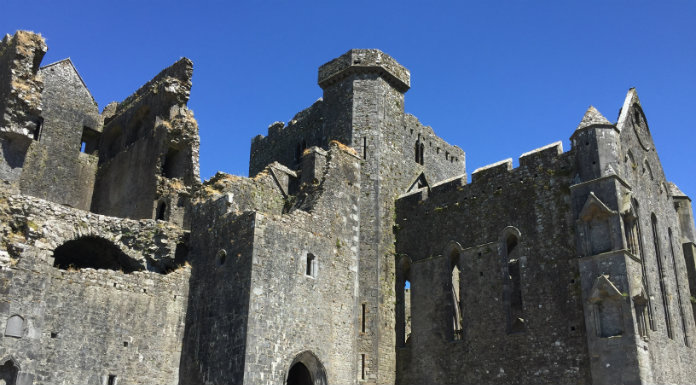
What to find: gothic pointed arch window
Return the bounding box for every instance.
[397,255,412,347]
[652,214,673,339]
[668,228,689,346]
[446,242,464,341]
[501,227,525,334]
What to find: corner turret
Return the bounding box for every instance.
[570,106,620,182]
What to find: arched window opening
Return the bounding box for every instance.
[80,126,100,155]
[52,236,142,273]
[0,359,19,385]
[156,201,167,221]
[162,146,186,179]
[652,214,673,339]
[397,256,412,347]
[4,315,24,338]
[628,202,656,331]
[450,249,463,341]
[668,228,689,346]
[505,233,525,334]
[305,253,316,278]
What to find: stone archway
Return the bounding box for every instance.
[286,351,327,385]
[0,358,18,385]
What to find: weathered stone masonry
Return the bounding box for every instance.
[1,30,695,385]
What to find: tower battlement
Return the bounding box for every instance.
[318,49,410,92]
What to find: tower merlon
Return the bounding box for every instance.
[318,49,410,92]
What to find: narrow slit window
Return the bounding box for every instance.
[361,303,367,333]
[363,137,367,159]
[505,234,525,334]
[360,354,366,380]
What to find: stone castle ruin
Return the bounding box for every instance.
[0,30,695,385]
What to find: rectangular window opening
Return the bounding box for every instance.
[108,375,117,385]
[361,303,366,333]
[360,354,366,381]
[363,137,367,159]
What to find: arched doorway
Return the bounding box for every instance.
[286,351,327,385]
[287,362,312,385]
[0,358,18,385]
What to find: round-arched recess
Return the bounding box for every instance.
[286,351,327,385]
[52,236,143,273]
[0,357,18,385]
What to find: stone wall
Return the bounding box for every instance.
[19,60,101,210]
[91,58,199,227]
[0,32,46,184]
[0,192,190,385]
[570,92,696,384]
[395,142,590,385]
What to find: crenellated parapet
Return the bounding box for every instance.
[318,49,410,93]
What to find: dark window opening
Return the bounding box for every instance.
[80,126,100,155]
[0,359,19,385]
[156,201,167,221]
[505,234,525,334]
[398,258,412,347]
[174,243,189,266]
[652,214,673,339]
[414,139,424,165]
[123,341,129,347]
[108,375,117,385]
[361,303,367,333]
[51,331,58,338]
[305,253,316,277]
[33,117,43,141]
[162,146,187,179]
[52,236,142,273]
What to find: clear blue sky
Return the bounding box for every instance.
[3,1,695,198]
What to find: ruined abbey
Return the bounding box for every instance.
[0,30,695,385]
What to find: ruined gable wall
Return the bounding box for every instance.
[395,144,590,385]
[0,192,189,385]
[91,58,199,226]
[0,32,45,137]
[18,61,101,210]
[0,32,46,184]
